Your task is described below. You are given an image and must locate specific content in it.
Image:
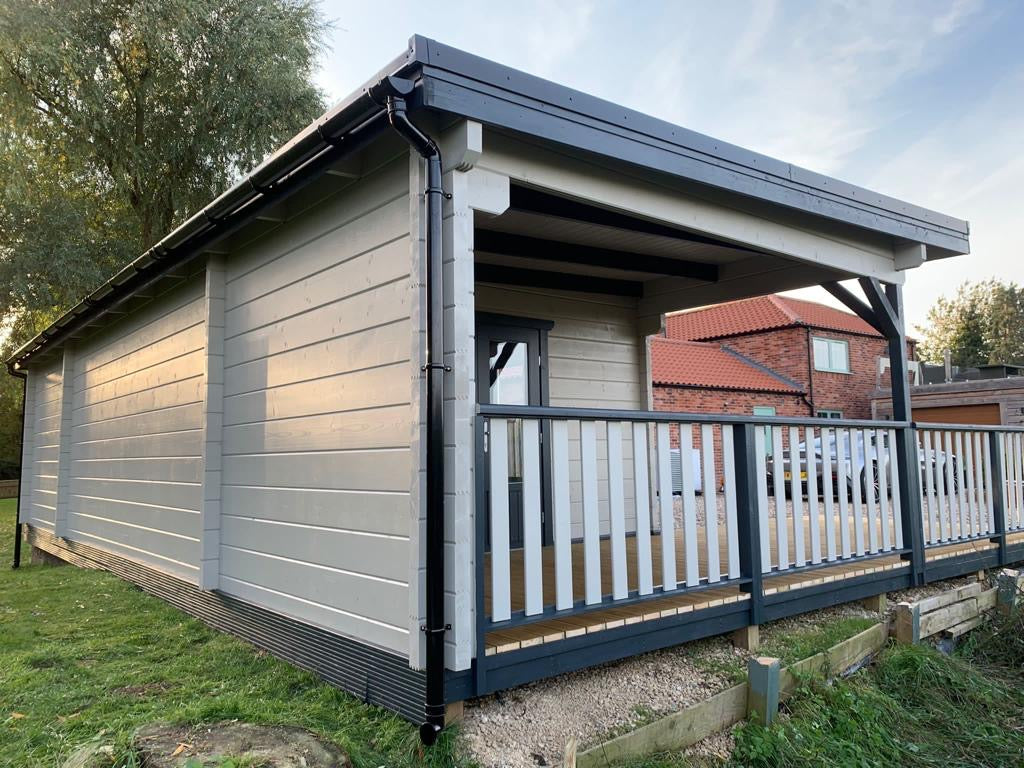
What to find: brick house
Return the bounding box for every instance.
[654,294,916,421]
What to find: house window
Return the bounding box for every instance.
[753,405,776,455]
[812,336,850,373]
[817,409,843,419]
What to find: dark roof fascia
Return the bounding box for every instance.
[411,36,970,255]
[7,44,426,372]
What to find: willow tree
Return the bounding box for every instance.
[0,0,328,475]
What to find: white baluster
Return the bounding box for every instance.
[489,418,511,622]
[656,423,676,590]
[607,422,628,601]
[702,424,720,583]
[581,421,601,605]
[632,422,654,595]
[551,419,573,610]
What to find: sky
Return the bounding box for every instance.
[312,0,1024,334]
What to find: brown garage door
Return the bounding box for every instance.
[913,403,1001,425]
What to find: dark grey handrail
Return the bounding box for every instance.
[914,421,1024,434]
[478,403,910,430]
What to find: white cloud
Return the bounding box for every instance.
[624,1,985,174]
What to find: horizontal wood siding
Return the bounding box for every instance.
[68,278,206,581]
[220,156,413,655]
[475,284,645,538]
[26,358,64,530]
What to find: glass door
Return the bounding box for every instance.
[477,319,544,550]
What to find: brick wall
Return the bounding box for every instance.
[652,386,808,419]
[722,328,810,389]
[652,385,807,484]
[701,329,914,421]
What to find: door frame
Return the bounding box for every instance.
[476,312,554,548]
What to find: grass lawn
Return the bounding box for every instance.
[8,494,1024,768]
[623,610,1024,768]
[687,615,879,687]
[0,501,464,767]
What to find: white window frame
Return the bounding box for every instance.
[812,336,850,373]
[816,409,843,419]
[753,405,777,455]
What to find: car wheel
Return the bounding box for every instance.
[860,465,883,499]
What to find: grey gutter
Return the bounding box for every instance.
[410,36,970,255]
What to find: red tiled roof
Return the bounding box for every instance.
[665,295,880,341]
[650,337,803,393]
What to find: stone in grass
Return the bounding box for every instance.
[133,722,351,767]
[61,742,115,768]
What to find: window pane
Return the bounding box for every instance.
[830,340,849,372]
[753,406,776,455]
[489,341,528,405]
[813,338,830,370]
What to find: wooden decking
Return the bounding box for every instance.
[482,522,1009,656]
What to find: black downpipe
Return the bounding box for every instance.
[8,366,27,568]
[370,78,448,745]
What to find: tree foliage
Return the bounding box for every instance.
[0,0,328,476]
[916,280,1024,367]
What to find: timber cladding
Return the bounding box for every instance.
[23,524,426,722]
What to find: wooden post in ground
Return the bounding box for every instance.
[747,657,780,726]
[860,593,887,613]
[997,568,1020,617]
[895,602,920,644]
[445,700,464,725]
[563,736,577,768]
[731,625,759,651]
[30,548,66,567]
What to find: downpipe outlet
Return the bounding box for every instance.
[369,76,448,745]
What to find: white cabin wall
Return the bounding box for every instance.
[68,277,206,581]
[24,358,64,530]
[475,284,646,537]
[219,153,415,656]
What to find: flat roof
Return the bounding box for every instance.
[8,35,970,370]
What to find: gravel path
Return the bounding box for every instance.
[460,601,880,768]
[460,637,740,768]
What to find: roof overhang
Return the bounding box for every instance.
[410,35,970,257]
[8,34,970,372]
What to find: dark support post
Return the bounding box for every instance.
[10,370,26,569]
[989,431,1007,565]
[825,279,926,585]
[882,283,927,585]
[734,424,764,625]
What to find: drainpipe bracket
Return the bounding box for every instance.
[421,363,452,373]
[420,624,452,634]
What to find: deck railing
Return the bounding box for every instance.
[915,425,997,547]
[475,405,940,629]
[462,404,1024,698]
